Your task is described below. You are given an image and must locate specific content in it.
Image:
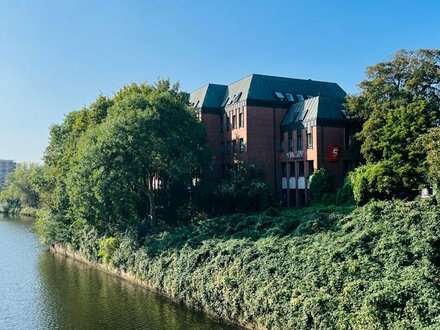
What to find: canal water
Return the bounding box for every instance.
[0,214,236,330]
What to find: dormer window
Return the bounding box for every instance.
[274,92,285,101]
[341,109,351,119]
[233,92,242,103]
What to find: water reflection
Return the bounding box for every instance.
[0,214,235,330]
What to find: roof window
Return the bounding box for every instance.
[341,109,351,119]
[296,94,305,101]
[274,92,285,100]
[300,109,308,121]
[221,97,229,107]
[285,93,295,102]
[233,92,242,103]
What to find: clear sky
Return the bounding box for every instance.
[0,0,439,163]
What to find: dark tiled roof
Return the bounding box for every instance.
[282,96,347,130]
[189,74,346,113]
[189,83,227,110]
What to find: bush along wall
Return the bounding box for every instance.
[40,200,440,329]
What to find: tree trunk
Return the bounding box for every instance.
[147,190,156,229]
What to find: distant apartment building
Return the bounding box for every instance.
[189,74,358,207]
[0,160,17,189]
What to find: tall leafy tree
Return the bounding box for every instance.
[63,80,211,233]
[347,49,440,201]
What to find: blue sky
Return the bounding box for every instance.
[0,0,439,163]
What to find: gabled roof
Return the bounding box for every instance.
[189,74,347,113]
[282,96,347,129]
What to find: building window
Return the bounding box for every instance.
[220,116,224,133]
[226,115,230,131]
[307,133,313,149]
[288,131,293,151]
[345,127,353,150]
[226,141,231,154]
[239,138,245,153]
[308,161,314,176]
[289,162,295,177]
[221,142,225,154]
[297,131,303,150]
[282,163,287,177]
[298,162,304,176]
[239,112,244,128]
[233,140,237,153]
[232,115,237,129]
[280,135,285,152]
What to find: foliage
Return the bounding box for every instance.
[308,167,335,205]
[37,79,211,244]
[335,178,355,205]
[346,49,440,200]
[55,200,440,329]
[0,163,43,214]
[417,127,440,190]
[98,237,120,264]
[215,162,272,214]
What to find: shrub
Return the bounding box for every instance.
[98,237,120,264]
[335,178,355,205]
[309,167,335,205]
[349,161,404,205]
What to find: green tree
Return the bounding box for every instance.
[346,49,440,200]
[0,163,42,212]
[417,127,440,190]
[63,80,211,233]
[308,167,335,205]
[216,162,272,213]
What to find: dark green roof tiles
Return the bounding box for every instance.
[189,74,347,113]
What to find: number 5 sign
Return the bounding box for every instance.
[328,145,341,162]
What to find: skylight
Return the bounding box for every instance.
[285,93,295,102]
[233,92,242,103]
[341,109,351,119]
[221,97,229,107]
[296,94,305,101]
[274,92,285,100]
[300,109,308,121]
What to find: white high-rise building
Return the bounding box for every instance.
[0,160,17,189]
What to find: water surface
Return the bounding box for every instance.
[0,214,236,330]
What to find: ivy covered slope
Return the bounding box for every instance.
[41,200,440,329]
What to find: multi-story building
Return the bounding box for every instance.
[0,160,17,189]
[189,74,358,207]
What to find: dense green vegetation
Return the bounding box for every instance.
[0,163,43,216]
[347,49,440,204]
[41,200,440,329]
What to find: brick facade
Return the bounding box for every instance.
[190,74,358,207]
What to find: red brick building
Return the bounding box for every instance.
[189,74,357,207]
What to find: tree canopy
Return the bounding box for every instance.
[39,79,211,239]
[347,49,440,202]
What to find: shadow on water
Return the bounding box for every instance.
[37,251,237,330]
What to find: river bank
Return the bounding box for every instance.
[0,213,236,330]
[37,200,440,329]
[50,243,247,329]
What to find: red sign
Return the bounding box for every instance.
[328,145,340,162]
